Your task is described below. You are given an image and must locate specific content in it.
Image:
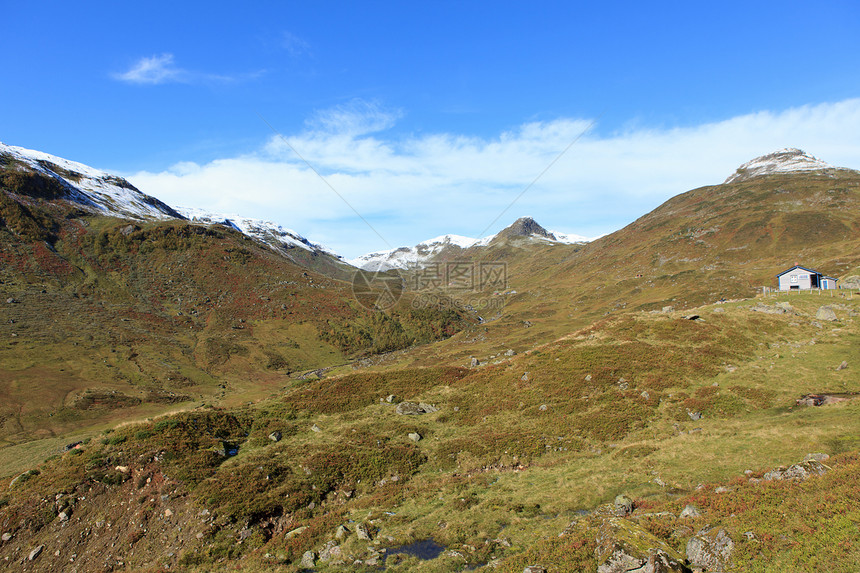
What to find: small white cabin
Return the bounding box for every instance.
[776,265,838,291]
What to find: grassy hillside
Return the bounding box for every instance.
[1,291,858,571]
[385,170,860,370]
[0,173,469,457]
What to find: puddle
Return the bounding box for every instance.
[385,538,445,562]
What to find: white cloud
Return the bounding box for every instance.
[114,53,264,85]
[115,54,181,84]
[127,98,860,258]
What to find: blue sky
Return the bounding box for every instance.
[3,1,860,257]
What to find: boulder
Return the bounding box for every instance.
[803,452,830,463]
[318,540,343,564]
[268,431,282,442]
[594,515,690,573]
[614,494,635,517]
[470,357,479,367]
[300,550,316,569]
[679,505,700,519]
[29,545,45,561]
[396,402,425,415]
[408,432,422,442]
[524,567,548,573]
[356,522,372,541]
[335,525,350,541]
[521,372,530,382]
[816,306,838,321]
[764,459,829,482]
[837,361,848,371]
[686,527,733,571]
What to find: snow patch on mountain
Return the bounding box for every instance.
[0,141,180,221]
[725,148,846,184]
[179,208,341,257]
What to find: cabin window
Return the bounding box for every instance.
[790,276,798,283]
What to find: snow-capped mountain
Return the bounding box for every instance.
[724,148,850,184]
[349,217,592,271]
[0,142,182,221]
[179,208,341,257]
[1,142,343,262]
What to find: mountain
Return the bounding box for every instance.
[0,142,182,221]
[725,147,851,184]
[350,217,591,271]
[0,142,352,278]
[0,143,469,452]
[3,146,860,572]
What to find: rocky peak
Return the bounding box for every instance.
[497,216,556,241]
[724,148,840,184]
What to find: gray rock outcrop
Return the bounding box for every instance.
[686,527,733,571]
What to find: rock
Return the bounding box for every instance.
[686,527,733,571]
[712,307,726,314]
[356,522,372,541]
[6,298,17,304]
[418,402,439,413]
[837,360,848,371]
[524,567,547,573]
[300,550,316,569]
[816,306,838,321]
[662,306,674,313]
[714,486,730,494]
[311,424,322,433]
[396,402,425,415]
[803,452,830,463]
[614,494,634,517]
[764,459,829,482]
[521,372,530,382]
[318,540,343,563]
[539,404,548,411]
[58,511,70,522]
[408,432,422,442]
[505,349,516,356]
[1,532,11,542]
[470,357,479,367]
[28,545,45,561]
[679,505,700,519]
[285,525,308,539]
[335,525,350,540]
[585,374,592,382]
[592,515,689,573]
[268,431,282,442]
[687,411,703,421]
[386,394,397,403]
[115,465,129,473]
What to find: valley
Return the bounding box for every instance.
[1,144,860,572]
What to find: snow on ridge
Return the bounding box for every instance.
[724,148,846,184]
[0,141,178,221]
[349,226,593,270]
[178,207,341,258]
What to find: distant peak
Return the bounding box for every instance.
[725,148,840,184]
[498,216,555,240]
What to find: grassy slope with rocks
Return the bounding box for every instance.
[1,291,859,571]
[2,159,860,571]
[0,167,469,467]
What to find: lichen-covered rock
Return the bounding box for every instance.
[300,550,316,568]
[816,306,838,321]
[595,516,690,573]
[679,505,700,519]
[686,527,733,571]
[764,459,829,482]
[614,494,635,517]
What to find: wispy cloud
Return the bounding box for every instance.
[114,53,264,85]
[128,98,860,258]
[115,53,181,84]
